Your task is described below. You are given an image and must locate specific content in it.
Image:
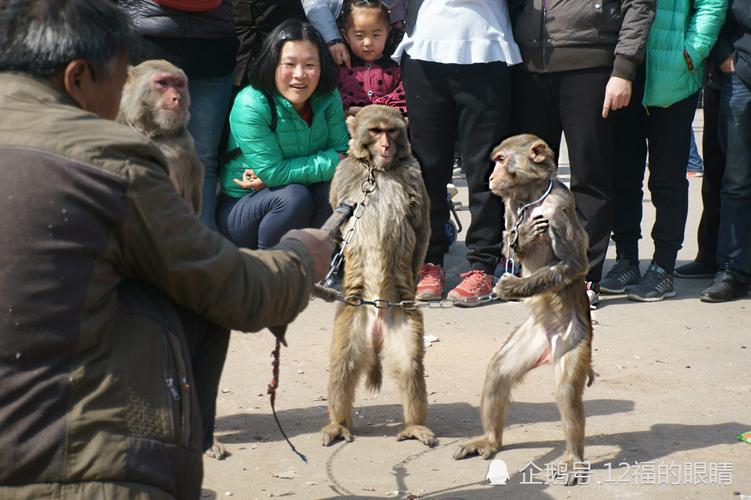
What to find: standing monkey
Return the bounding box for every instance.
[454,134,594,485]
[117,59,203,214]
[322,105,436,447]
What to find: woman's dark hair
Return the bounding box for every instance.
[248,19,338,98]
[339,0,391,31]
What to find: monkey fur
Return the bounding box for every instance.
[117,59,203,215]
[322,105,436,447]
[454,134,594,485]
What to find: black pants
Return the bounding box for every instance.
[401,54,512,274]
[695,84,726,268]
[512,68,614,282]
[611,64,699,273]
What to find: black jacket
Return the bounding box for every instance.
[509,0,655,80]
[712,0,751,87]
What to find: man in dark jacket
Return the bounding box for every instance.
[0,1,333,498]
[700,0,751,302]
[508,0,655,305]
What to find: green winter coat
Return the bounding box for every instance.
[643,0,726,107]
[221,86,349,198]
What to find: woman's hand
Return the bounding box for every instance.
[233,169,266,191]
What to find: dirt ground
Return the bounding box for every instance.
[202,121,751,499]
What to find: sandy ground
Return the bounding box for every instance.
[202,116,751,499]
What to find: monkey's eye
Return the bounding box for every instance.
[496,154,505,162]
[369,127,384,135]
[155,79,167,88]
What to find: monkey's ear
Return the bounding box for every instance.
[346,115,357,137]
[529,140,549,164]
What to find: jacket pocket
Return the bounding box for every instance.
[161,329,192,448]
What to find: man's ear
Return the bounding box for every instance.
[346,115,357,137]
[61,59,91,110]
[528,140,549,163]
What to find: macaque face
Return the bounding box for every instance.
[150,70,189,132]
[343,8,389,61]
[368,124,400,168]
[275,40,321,112]
[489,146,515,196]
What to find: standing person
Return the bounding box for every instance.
[337,0,407,116]
[303,0,405,69]
[217,19,349,249]
[701,1,751,302]
[0,1,334,497]
[601,0,726,302]
[676,65,727,279]
[118,0,239,231]
[396,0,521,306]
[509,0,655,306]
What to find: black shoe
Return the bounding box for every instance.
[675,260,716,279]
[700,271,748,303]
[628,262,675,302]
[600,259,641,294]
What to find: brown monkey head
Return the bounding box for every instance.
[489,134,557,199]
[346,105,410,170]
[118,59,190,137]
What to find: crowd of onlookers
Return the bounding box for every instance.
[116,0,750,305]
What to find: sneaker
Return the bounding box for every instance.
[674,260,716,279]
[600,260,641,294]
[586,281,600,306]
[627,262,675,302]
[416,263,445,301]
[447,270,494,307]
[700,270,748,303]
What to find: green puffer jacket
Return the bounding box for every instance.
[643,0,726,107]
[221,86,349,198]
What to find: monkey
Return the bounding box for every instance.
[117,59,203,214]
[321,105,437,447]
[453,134,594,485]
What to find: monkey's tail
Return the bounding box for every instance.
[364,361,383,393]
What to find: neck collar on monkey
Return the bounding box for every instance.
[505,177,554,272]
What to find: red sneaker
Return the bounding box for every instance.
[416,263,445,301]
[447,270,494,307]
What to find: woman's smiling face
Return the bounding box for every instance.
[275,40,321,111]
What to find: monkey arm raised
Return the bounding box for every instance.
[495,200,588,300]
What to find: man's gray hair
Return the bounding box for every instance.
[0,0,137,78]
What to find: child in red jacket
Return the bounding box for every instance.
[337,0,406,116]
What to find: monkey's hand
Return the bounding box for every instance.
[453,436,501,460]
[321,423,353,446]
[516,214,549,253]
[494,272,523,301]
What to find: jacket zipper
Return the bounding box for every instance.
[165,330,192,448]
[162,335,181,443]
[541,0,550,72]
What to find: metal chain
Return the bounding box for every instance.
[314,159,501,310]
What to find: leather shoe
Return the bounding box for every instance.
[700,271,748,303]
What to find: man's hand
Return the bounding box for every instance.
[346,105,363,116]
[602,76,632,118]
[233,168,266,191]
[328,42,351,69]
[282,228,336,281]
[720,56,735,74]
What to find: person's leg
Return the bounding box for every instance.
[644,92,698,274]
[716,72,751,283]
[610,65,648,266]
[401,54,457,268]
[452,61,512,274]
[216,184,314,249]
[307,181,333,228]
[187,72,235,231]
[511,71,564,158]
[557,68,615,283]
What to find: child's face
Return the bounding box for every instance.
[343,8,389,62]
[275,40,321,111]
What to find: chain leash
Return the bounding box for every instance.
[504,178,554,275]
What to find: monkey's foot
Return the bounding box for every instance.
[453,437,500,460]
[396,425,437,447]
[321,423,353,446]
[205,441,229,460]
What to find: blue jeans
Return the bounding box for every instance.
[186,72,235,231]
[216,182,332,249]
[717,71,751,283]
